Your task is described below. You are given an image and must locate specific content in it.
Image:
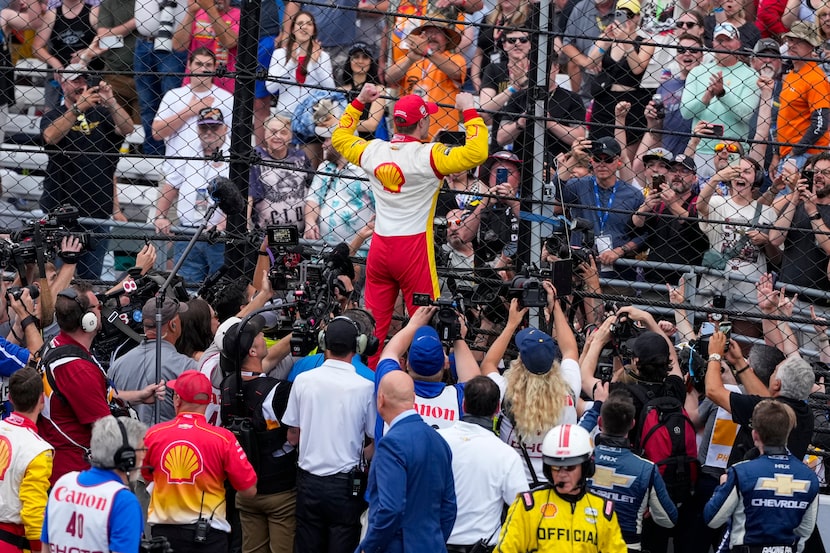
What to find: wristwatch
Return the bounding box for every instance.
[71,104,82,116]
[809,212,822,221]
[708,353,722,363]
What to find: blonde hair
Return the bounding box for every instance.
[486,1,531,29]
[504,357,573,439]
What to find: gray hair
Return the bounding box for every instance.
[89,416,147,470]
[748,344,785,386]
[776,356,815,401]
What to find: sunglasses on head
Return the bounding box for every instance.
[714,143,741,153]
[503,36,530,44]
[676,20,698,29]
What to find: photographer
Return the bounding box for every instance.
[0,288,44,420]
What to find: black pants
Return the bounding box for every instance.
[294,469,366,553]
[152,523,228,553]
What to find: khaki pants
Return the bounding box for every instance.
[236,489,296,553]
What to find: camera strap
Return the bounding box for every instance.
[101,305,143,344]
[518,438,542,489]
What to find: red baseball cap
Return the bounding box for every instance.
[168,370,212,404]
[393,95,438,126]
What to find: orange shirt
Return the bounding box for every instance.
[142,412,256,532]
[403,53,466,140]
[777,61,830,156]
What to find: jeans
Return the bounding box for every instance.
[75,222,110,281]
[133,40,187,157]
[173,239,224,284]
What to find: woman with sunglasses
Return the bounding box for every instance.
[479,28,531,126]
[472,0,535,92]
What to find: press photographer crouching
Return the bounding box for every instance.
[219,315,298,553]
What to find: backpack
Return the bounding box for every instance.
[628,386,700,506]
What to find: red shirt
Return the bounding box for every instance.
[37,333,111,485]
[142,412,257,531]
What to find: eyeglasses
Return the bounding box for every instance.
[676,46,699,54]
[550,464,580,472]
[811,168,830,176]
[714,143,741,153]
[592,155,618,163]
[676,21,698,29]
[503,37,530,45]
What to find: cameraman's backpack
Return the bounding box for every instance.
[628,386,699,506]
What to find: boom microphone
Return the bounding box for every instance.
[208,177,245,213]
[325,242,355,280]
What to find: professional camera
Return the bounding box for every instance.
[433,216,450,268]
[154,0,178,52]
[265,225,310,293]
[507,271,548,308]
[5,284,39,303]
[413,293,465,344]
[543,217,596,269]
[10,205,90,264]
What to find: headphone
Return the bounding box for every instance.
[744,156,765,189]
[58,288,98,333]
[318,316,378,356]
[113,417,137,472]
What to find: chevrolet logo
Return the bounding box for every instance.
[591,466,636,489]
[755,474,811,496]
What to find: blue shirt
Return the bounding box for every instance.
[42,467,143,553]
[561,176,645,248]
[657,77,693,156]
[287,352,373,382]
[0,337,30,419]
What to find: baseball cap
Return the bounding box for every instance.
[591,136,622,159]
[672,154,696,172]
[489,150,521,165]
[629,331,670,365]
[783,21,821,47]
[642,147,673,165]
[142,297,188,327]
[348,41,376,59]
[61,63,88,83]
[408,326,445,376]
[393,95,439,127]
[515,327,560,375]
[753,37,781,56]
[222,315,266,360]
[713,22,740,40]
[213,316,241,350]
[616,0,641,14]
[168,370,212,404]
[198,106,224,125]
[322,316,360,352]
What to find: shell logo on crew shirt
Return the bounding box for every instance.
[374,163,406,194]
[161,441,204,484]
[0,436,10,479]
[540,503,557,518]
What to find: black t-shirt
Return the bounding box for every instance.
[778,203,830,297]
[40,105,122,219]
[50,4,96,67]
[727,394,814,465]
[643,194,708,267]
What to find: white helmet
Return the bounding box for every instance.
[542,424,594,467]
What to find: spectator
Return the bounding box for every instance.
[152,47,233,224]
[477,151,522,267]
[282,316,375,553]
[337,42,385,141]
[358,370,457,553]
[284,0,360,77]
[385,15,467,140]
[42,416,147,553]
[0,0,39,144]
[108,297,197,425]
[440,207,480,293]
[587,390,678,551]
[375,305,480,434]
[248,114,312,232]
[632,153,709,284]
[653,33,703,156]
[479,27,531,128]
[631,145,673,190]
[703,0,760,49]
[435,161,488,218]
[749,38,784,170]
[559,137,645,277]
[704,400,819,551]
[473,0,534,92]
[172,0,240,93]
[39,66,134,281]
[481,288,581,486]
[331,85,487,367]
[218,316,297,553]
[756,0,789,37]
[303,100,375,248]
[770,153,830,300]
[586,0,655,152]
[495,52,586,162]
[0,368,54,553]
[38,284,163,484]
[252,0,285,148]
[681,22,760,178]
[494,424,627,553]
[132,0,188,156]
[561,0,615,99]
[175,297,217,360]
[437,376,526,552]
[32,0,97,112]
[143,371,257,553]
[155,107,230,283]
[778,23,830,170]
[0,291,46,419]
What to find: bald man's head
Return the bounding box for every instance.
[378,370,416,423]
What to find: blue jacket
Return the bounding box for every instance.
[359,412,456,553]
[704,452,819,549]
[588,439,678,547]
[0,337,31,418]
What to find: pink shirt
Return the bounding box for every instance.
[184,7,240,92]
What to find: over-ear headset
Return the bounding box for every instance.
[58,288,98,333]
[113,417,137,472]
[318,316,378,356]
[745,156,765,189]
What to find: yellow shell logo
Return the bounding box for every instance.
[374,162,406,194]
[0,436,10,480]
[161,441,203,484]
[540,502,558,518]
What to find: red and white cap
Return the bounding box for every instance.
[393,95,439,126]
[542,424,594,466]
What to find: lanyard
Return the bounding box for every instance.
[593,177,617,235]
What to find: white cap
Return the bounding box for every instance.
[214,316,242,351]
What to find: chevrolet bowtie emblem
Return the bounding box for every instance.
[755,474,810,496]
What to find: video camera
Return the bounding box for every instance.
[413,293,466,344]
[544,216,596,270]
[8,205,90,265]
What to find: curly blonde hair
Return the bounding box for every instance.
[504,357,573,440]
